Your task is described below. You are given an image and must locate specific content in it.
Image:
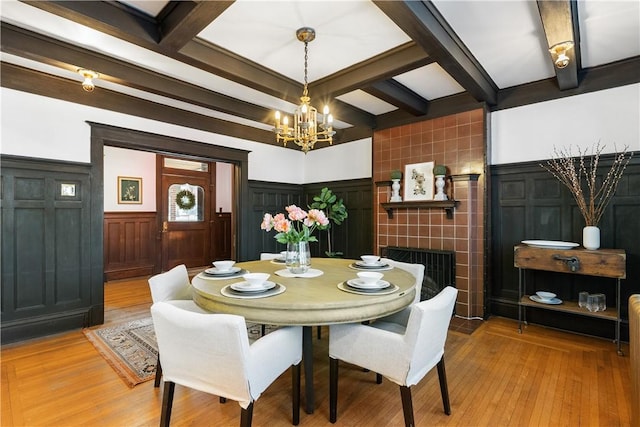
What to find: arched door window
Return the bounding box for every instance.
[168,183,204,222]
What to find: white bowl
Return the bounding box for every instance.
[213,260,235,272]
[243,272,270,287]
[360,255,380,265]
[357,271,384,285]
[536,291,556,301]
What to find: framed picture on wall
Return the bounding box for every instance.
[403,162,434,201]
[118,176,142,204]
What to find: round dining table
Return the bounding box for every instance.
[191,257,416,414]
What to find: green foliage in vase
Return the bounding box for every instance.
[433,165,447,176]
[390,170,402,180]
[309,187,348,257]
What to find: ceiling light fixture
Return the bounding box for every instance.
[78,68,99,92]
[548,41,574,69]
[274,27,335,154]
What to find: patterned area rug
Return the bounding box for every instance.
[83,317,275,387]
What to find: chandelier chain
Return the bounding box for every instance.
[303,41,309,98]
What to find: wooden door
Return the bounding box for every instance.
[160,159,213,270]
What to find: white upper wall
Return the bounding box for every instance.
[0,88,372,183]
[304,137,372,184]
[490,83,640,164]
[3,84,637,177]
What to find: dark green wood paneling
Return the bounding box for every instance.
[245,179,373,262]
[1,156,93,343]
[489,154,640,340]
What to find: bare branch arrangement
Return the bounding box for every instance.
[541,142,633,226]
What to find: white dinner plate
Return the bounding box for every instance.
[346,278,391,290]
[355,260,387,268]
[205,266,242,275]
[274,268,323,278]
[529,295,563,305]
[337,282,399,296]
[221,283,285,299]
[521,240,579,250]
[348,263,393,271]
[231,280,276,292]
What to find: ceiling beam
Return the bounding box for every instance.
[495,56,640,111]
[0,61,277,145]
[23,1,373,128]
[376,92,484,130]
[364,80,429,116]
[374,0,497,105]
[23,0,161,45]
[536,0,580,90]
[0,24,273,126]
[309,42,433,97]
[158,1,234,51]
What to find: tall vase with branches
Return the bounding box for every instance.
[541,142,632,249]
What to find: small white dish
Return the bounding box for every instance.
[360,255,380,265]
[536,291,556,301]
[243,272,270,287]
[357,271,384,285]
[213,260,236,272]
[231,280,276,292]
[347,278,390,290]
[522,240,579,250]
[205,266,241,275]
[529,295,562,305]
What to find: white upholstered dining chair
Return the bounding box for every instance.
[260,252,281,260]
[151,300,302,427]
[147,264,208,387]
[329,286,458,426]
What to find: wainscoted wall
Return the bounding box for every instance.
[489,156,640,340]
[247,179,374,261]
[1,155,103,343]
[373,108,487,318]
[103,212,157,281]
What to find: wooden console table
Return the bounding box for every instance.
[514,245,626,355]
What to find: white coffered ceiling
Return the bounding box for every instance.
[1,0,638,148]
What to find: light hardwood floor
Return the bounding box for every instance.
[1,277,632,427]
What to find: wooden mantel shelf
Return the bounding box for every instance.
[380,200,459,219]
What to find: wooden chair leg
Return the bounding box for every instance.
[329,357,339,423]
[316,325,322,339]
[437,356,451,415]
[160,381,175,427]
[399,385,415,427]
[219,397,226,403]
[154,355,162,387]
[261,324,266,336]
[240,402,254,427]
[292,363,301,425]
[376,373,383,384]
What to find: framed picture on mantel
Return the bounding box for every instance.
[404,162,434,201]
[118,176,142,204]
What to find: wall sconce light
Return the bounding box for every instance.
[548,41,574,69]
[78,69,99,92]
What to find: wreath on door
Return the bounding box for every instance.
[175,189,196,210]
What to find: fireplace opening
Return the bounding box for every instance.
[380,246,456,301]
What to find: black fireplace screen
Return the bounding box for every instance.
[380,246,456,301]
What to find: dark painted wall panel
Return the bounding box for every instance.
[489,155,640,340]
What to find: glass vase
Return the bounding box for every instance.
[286,241,311,274]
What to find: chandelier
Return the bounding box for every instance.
[274,27,335,153]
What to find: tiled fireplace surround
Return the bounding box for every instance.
[373,108,485,318]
